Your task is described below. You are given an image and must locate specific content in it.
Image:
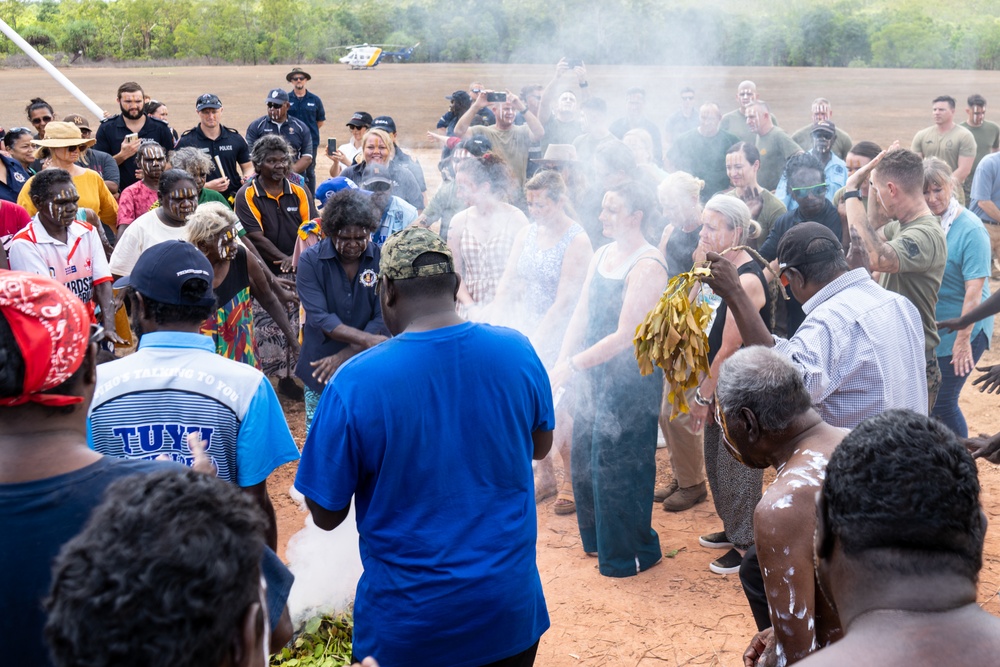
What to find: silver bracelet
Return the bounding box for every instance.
[694,388,711,406]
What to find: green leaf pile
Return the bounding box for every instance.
[271,611,354,667]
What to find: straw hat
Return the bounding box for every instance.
[32,121,96,158]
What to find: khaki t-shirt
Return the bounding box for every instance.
[910,125,977,171]
[755,127,802,191]
[470,124,532,185]
[879,214,947,360]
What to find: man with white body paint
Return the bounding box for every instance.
[714,346,844,666]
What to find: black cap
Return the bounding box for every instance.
[777,222,843,271]
[811,120,837,137]
[371,116,396,134]
[460,135,492,157]
[196,93,222,111]
[346,111,373,128]
[265,89,289,105]
[446,90,471,105]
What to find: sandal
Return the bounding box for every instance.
[553,482,576,515]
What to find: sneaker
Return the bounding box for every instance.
[653,479,678,502]
[709,548,744,575]
[698,531,734,549]
[662,481,708,512]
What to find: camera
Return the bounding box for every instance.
[486,92,507,103]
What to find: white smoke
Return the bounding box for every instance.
[284,486,364,625]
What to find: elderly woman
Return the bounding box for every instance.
[691,194,770,575]
[109,169,199,277]
[234,134,309,386]
[448,154,527,317]
[185,202,298,367]
[6,168,119,345]
[340,128,423,210]
[18,122,118,235]
[169,147,231,207]
[296,189,388,431]
[116,141,167,230]
[489,170,593,513]
[653,171,710,511]
[722,142,786,248]
[550,180,668,577]
[923,157,992,436]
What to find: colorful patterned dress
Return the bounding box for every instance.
[201,246,258,368]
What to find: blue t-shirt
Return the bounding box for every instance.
[88,331,300,486]
[936,207,993,357]
[295,322,554,667]
[0,457,166,667]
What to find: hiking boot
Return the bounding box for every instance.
[709,548,744,575]
[653,479,678,503]
[661,481,707,512]
[698,531,734,550]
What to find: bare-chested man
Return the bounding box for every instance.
[796,409,1000,667]
[714,346,843,666]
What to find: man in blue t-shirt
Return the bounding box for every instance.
[88,241,300,550]
[296,227,554,667]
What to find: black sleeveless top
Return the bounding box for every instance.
[707,258,772,365]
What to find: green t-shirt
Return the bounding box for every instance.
[910,124,977,171]
[755,127,802,191]
[961,120,1000,192]
[879,214,947,360]
[720,109,780,146]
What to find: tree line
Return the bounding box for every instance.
[2,0,1000,70]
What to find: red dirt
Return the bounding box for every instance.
[6,62,1000,666]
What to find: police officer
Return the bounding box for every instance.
[286,68,325,196]
[174,93,253,201]
[246,89,314,193]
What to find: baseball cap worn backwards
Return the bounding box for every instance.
[113,241,216,307]
[380,227,455,280]
[0,272,91,407]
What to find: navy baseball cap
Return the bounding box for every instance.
[114,241,216,307]
[196,93,222,111]
[460,135,492,158]
[371,116,396,134]
[265,89,290,105]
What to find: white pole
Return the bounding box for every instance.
[0,19,105,118]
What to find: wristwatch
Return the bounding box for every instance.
[694,388,711,407]
[842,190,863,201]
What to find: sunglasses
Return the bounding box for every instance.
[291,77,307,82]
[267,103,284,109]
[790,182,828,195]
[31,116,53,125]
[62,145,83,153]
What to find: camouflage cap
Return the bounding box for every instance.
[380,227,454,280]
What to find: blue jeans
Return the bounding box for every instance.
[932,330,988,437]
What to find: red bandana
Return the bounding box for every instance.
[0,271,90,407]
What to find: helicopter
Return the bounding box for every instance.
[335,43,420,69]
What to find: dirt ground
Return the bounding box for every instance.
[6,62,1000,665]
